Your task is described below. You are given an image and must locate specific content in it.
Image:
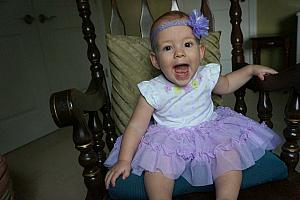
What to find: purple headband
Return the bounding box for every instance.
[150,9,209,50]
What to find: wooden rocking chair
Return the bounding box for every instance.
[49,0,300,199]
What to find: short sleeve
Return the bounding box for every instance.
[203,63,221,90]
[137,81,159,109]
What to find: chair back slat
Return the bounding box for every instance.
[110,0,126,35]
[201,0,214,31]
[140,0,153,38]
[171,0,179,11]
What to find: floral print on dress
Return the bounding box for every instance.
[174,86,183,94]
[164,84,172,92]
[183,85,193,93]
[164,75,202,94]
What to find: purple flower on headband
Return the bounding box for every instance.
[187,9,209,39]
[150,9,209,50]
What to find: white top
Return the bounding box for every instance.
[138,63,220,128]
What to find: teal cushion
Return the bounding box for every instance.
[108,151,288,200]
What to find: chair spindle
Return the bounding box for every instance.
[229,0,247,115]
[88,111,107,170]
[73,115,103,200]
[101,104,118,151]
[281,88,300,172]
[75,0,114,198]
[257,91,273,128]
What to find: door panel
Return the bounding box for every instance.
[1,36,36,119]
[0,0,109,153]
[0,0,94,153]
[35,0,90,93]
[0,0,55,153]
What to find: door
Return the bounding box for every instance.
[0,0,106,153]
[0,0,53,153]
[178,0,256,74]
[34,0,90,93]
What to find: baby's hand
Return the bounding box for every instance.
[252,65,278,80]
[105,160,131,189]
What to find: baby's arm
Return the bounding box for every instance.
[213,64,278,95]
[105,95,154,189]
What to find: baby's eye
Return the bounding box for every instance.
[163,45,172,51]
[184,42,193,48]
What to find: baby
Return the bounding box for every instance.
[104,10,282,200]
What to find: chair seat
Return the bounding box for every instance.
[108,151,288,200]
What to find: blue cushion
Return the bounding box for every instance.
[108,151,288,200]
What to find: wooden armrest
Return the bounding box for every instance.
[49,78,110,200]
[257,64,300,92]
[232,63,300,171]
[49,79,107,128]
[247,64,300,93]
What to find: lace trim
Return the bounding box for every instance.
[141,131,250,162]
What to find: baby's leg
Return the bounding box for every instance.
[215,170,242,200]
[144,171,174,200]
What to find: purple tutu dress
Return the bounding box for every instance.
[104,64,283,186]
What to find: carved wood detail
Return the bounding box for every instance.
[281,88,300,172]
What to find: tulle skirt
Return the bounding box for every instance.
[104,107,283,186]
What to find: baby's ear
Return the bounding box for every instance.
[199,44,205,59]
[150,51,160,70]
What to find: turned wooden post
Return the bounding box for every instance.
[281,88,300,173]
[101,104,118,151]
[229,0,247,115]
[76,0,108,199]
[252,38,273,128]
[257,91,273,128]
[76,0,103,80]
[88,111,106,170]
[73,113,102,200]
[50,89,104,200]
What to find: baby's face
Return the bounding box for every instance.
[150,25,205,87]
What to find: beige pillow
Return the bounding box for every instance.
[106,31,221,133]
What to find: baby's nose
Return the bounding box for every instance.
[174,48,185,58]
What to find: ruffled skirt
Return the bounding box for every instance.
[104,107,283,186]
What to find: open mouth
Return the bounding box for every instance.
[174,64,189,80]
